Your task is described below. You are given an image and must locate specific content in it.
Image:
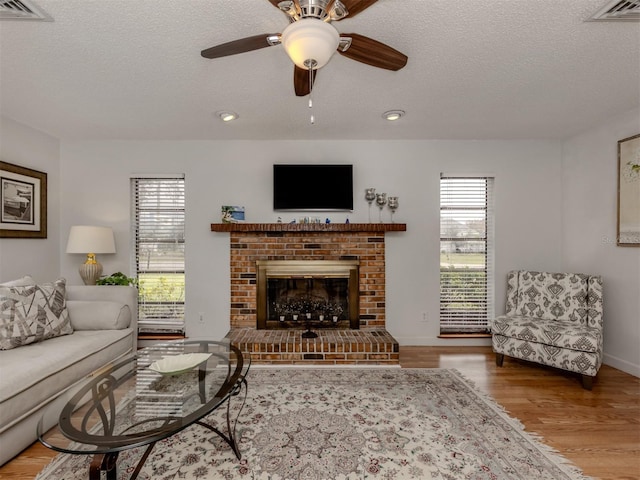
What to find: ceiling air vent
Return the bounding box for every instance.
[0,0,51,21]
[588,0,640,21]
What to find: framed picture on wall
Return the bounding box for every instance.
[0,161,47,239]
[617,134,640,246]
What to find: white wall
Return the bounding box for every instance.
[59,139,563,344]
[562,108,640,377]
[0,117,60,282]
[3,113,636,374]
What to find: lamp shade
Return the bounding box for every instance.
[66,226,116,254]
[281,18,339,70]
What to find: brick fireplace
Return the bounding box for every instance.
[211,223,406,364]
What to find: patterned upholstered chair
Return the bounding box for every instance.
[490,270,603,390]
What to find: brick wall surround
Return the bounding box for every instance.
[229,231,387,330]
[212,223,407,364]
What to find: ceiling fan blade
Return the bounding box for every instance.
[338,33,407,70]
[267,0,304,21]
[294,65,317,96]
[341,0,378,18]
[201,34,279,59]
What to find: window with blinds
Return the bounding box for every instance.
[131,176,185,334]
[439,176,494,333]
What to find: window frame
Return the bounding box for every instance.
[131,175,186,335]
[439,175,495,334]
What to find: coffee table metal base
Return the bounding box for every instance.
[90,451,118,480]
[88,376,248,480]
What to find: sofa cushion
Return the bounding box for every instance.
[492,333,601,377]
[492,315,601,353]
[0,278,73,350]
[0,276,35,287]
[67,301,131,330]
[514,271,590,324]
[0,329,133,433]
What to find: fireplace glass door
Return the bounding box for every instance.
[256,260,359,330]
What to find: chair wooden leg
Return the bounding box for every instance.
[495,353,504,367]
[581,375,593,390]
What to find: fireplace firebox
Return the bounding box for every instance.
[256,260,359,330]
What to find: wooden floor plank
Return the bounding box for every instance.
[0,346,638,479]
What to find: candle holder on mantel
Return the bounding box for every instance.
[375,193,387,223]
[365,188,376,223]
[387,196,399,223]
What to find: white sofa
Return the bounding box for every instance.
[0,278,137,466]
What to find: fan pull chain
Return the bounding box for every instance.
[309,67,315,125]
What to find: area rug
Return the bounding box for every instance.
[36,368,592,480]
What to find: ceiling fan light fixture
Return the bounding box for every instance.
[281,18,339,70]
[383,110,405,121]
[216,111,238,122]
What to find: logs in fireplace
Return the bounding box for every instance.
[256,260,359,330]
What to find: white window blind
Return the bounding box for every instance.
[439,176,494,333]
[131,176,185,334]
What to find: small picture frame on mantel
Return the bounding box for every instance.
[0,161,47,239]
[221,205,245,223]
[617,134,640,246]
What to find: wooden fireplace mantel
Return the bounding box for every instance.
[210,223,407,233]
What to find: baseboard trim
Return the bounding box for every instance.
[438,333,492,339]
[394,336,492,347]
[603,353,640,378]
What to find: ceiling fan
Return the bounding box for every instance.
[201,0,408,96]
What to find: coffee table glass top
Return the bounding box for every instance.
[38,339,249,455]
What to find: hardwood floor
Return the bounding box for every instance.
[401,347,640,480]
[1,346,638,479]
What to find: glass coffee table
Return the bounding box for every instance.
[37,340,250,480]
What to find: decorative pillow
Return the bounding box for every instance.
[0,278,73,350]
[66,301,131,330]
[0,275,35,287]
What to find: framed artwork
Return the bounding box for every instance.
[221,205,245,223]
[0,161,47,238]
[617,134,640,246]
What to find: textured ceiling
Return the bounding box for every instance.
[0,0,639,141]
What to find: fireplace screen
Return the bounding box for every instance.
[256,260,359,330]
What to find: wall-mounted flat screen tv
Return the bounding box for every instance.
[273,164,353,211]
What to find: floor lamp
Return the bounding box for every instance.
[66,226,116,285]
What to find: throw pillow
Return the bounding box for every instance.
[0,278,73,350]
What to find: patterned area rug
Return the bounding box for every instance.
[36,368,592,480]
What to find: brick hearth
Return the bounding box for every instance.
[225,328,399,365]
[211,223,406,364]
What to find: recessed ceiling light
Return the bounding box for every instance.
[216,111,238,122]
[382,110,405,121]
